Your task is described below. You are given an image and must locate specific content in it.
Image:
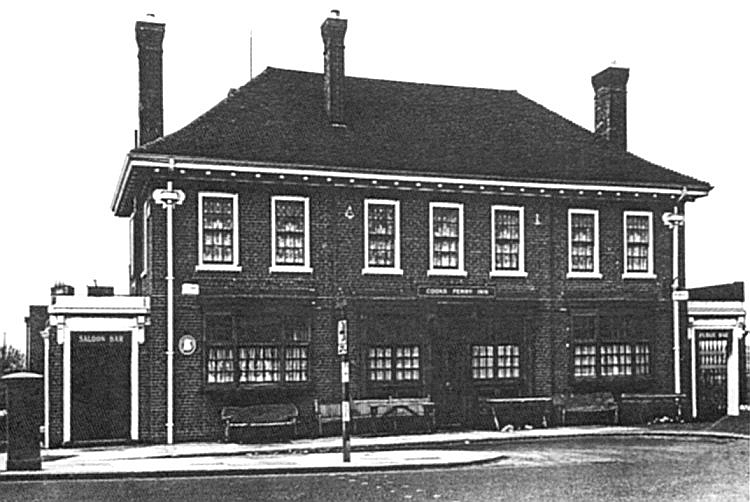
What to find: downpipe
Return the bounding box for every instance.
[153,159,185,445]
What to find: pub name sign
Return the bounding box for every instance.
[417,286,495,298]
[76,334,126,344]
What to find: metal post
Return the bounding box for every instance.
[166,181,175,445]
[663,202,686,397]
[341,355,351,462]
[671,204,681,395]
[337,318,350,462]
[153,166,185,445]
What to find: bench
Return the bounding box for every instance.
[221,403,299,442]
[479,397,553,430]
[619,393,685,425]
[553,392,618,426]
[315,397,435,435]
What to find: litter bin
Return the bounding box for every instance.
[2,372,43,471]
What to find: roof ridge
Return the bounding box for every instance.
[264,66,519,94]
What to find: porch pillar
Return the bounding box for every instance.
[727,319,745,416]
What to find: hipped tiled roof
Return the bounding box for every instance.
[132,67,710,191]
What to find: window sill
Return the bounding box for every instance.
[269,265,313,274]
[489,270,528,278]
[566,272,603,280]
[427,269,467,277]
[472,378,522,384]
[572,375,653,381]
[195,264,243,272]
[367,381,424,388]
[362,267,404,276]
[622,273,657,280]
[204,381,312,392]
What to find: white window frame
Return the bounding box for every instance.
[428,202,466,277]
[622,210,656,279]
[362,199,403,275]
[141,199,150,277]
[270,195,312,274]
[196,192,242,272]
[567,208,602,279]
[129,204,135,278]
[490,205,527,278]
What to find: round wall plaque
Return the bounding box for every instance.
[178,334,197,356]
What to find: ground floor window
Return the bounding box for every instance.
[571,314,652,380]
[573,341,651,379]
[368,345,420,382]
[205,314,310,386]
[285,346,309,382]
[239,346,280,383]
[600,343,632,376]
[471,344,520,380]
[207,347,235,383]
[573,344,597,377]
[633,343,650,376]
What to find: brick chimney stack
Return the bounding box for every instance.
[135,16,165,146]
[321,10,347,126]
[591,66,629,150]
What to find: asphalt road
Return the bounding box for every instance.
[2,436,748,501]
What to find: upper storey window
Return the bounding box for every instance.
[568,209,601,278]
[623,211,655,278]
[142,199,150,276]
[198,193,240,271]
[490,205,527,277]
[428,202,466,276]
[363,199,402,275]
[271,196,312,273]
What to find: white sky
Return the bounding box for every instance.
[1,1,748,353]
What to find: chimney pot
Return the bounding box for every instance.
[50,283,75,298]
[591,66,629,150]
[87,286,114,297]
[321,13,347,126]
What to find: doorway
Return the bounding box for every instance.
[71,332,131,442]
[431,314,470,428]
[696,330,729,421]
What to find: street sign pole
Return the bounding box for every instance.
[341,355,351,463]
[337,319,350,462]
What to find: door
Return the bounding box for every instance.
[697,330,729,421]
[71,332,131,442]
[431,315,469,428]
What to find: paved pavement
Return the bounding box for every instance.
[0,425,747,481]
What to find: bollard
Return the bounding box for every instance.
[2,372,43,471]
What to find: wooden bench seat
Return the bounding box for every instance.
[221,403,299,442]
[315,398,435,435]
[553,392,619,426]
[619,393,685,424]
[479,397,553,430]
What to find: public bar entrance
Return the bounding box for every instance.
[696,330,729,421]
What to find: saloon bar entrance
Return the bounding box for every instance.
[71,331,131,441]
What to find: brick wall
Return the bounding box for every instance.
[48,335,63,447]
[135,175,682,440]
[25,306,47,374]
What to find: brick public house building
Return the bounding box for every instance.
[39,13,730,446]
